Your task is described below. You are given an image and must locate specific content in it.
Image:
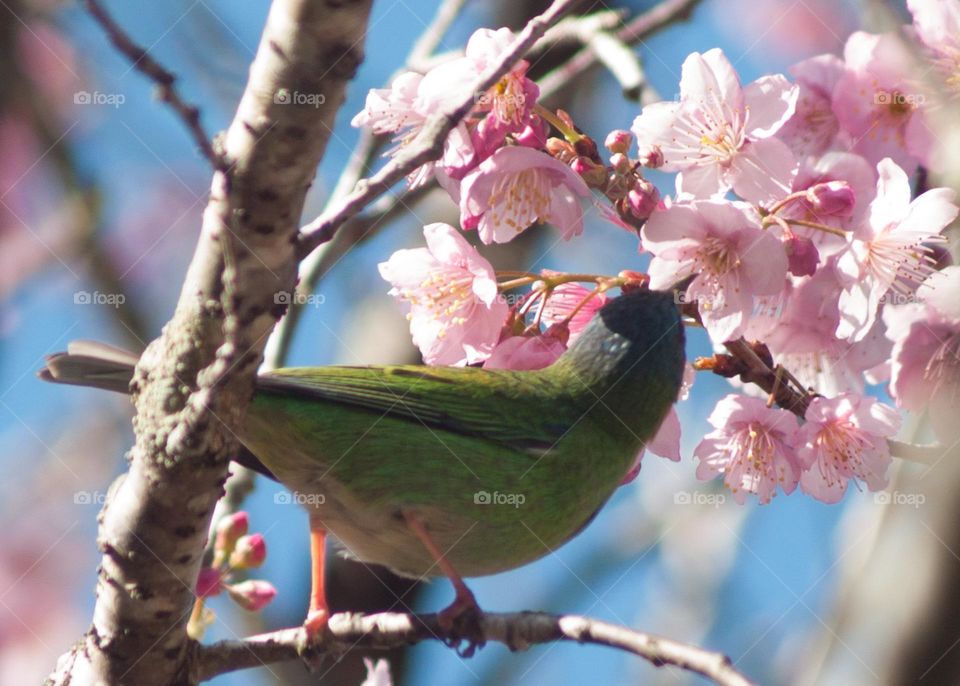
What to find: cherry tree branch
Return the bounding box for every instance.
[713,338,944,465]
[82,0,226,171]
[295,0,581,260]
[536,0,703,100]
[191,610,754,686]
[47,2,374,684]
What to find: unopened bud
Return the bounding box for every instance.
[804,181,855,217]
[783,232,820,276]
[227,580,277,612]
[609,153,632,175]
[229,534,267,569]
[637,144,664,169]
[546,137,577,163]
[195,568,223,598]
[604,129,633,155]
[214,512,249,558]
[626,178,660,220]
[571,157,607,188]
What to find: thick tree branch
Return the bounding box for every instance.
[47,2,373,684]
[295,0,581,259]
[190,610,754,686]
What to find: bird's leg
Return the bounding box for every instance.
[402,510,482,633]
[303,516,329,641]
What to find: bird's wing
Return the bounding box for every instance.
[255,365,581,455]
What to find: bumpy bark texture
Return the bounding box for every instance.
[47,2,373,684]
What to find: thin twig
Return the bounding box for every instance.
[719,338,944,466]
[537,0,702,100]
[82,0,226,171]
[193,610,754,686]
[295,0,581,260]
[408,0,468,72]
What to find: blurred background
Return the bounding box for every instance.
[3,0,958,684]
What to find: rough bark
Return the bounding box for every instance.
[46,2,373,684]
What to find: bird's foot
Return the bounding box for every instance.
[297,608,331,671]
[438,588,486,658]
[303,607,329,642]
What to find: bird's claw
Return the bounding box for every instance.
[297,608,331,670]
[438,594,486,657]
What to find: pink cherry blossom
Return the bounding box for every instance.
[756,262,891,396]
[460,146,590,244]
[796,394,900,503]
[832,31,934,170]
[540,283,608,343]
[907,0,960,97]
[379,223,508,366]
[694,394,801,504]
[482,331,566,371]
[837,158,958,341]
[776,54,846,159]
[642,200,788,342]
[352,71,474,187]
[420,27,538,162]
[427,28,537,131]
[631,48,798,203]
[884,266,960,443]
[779,152,876,256]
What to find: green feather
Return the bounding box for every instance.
[239,288,685,578]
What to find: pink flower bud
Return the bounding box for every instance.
[604,129,633,155]
[571,157,607,188]
[545,137,577,163]
[229,534,267,569]
[195,567,223,598]
[215,511,249,554]
[609,153,632,175]
[227,580,277,612]
[804,181,855,217]
[783,233,820,276]
[626,178,660,220]
[637,144,664,169]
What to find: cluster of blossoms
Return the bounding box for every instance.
[187,512,277,639]
[356,2,960,505]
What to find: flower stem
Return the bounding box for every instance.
[534,103,583,143]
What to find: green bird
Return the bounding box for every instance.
[39,287,684,635]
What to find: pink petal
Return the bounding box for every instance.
[730,136,797,203]
[743,74,798,137]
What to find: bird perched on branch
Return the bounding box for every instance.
[39,286,684,641]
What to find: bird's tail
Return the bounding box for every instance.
[39,340,139,394]
[38,340,277,480]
